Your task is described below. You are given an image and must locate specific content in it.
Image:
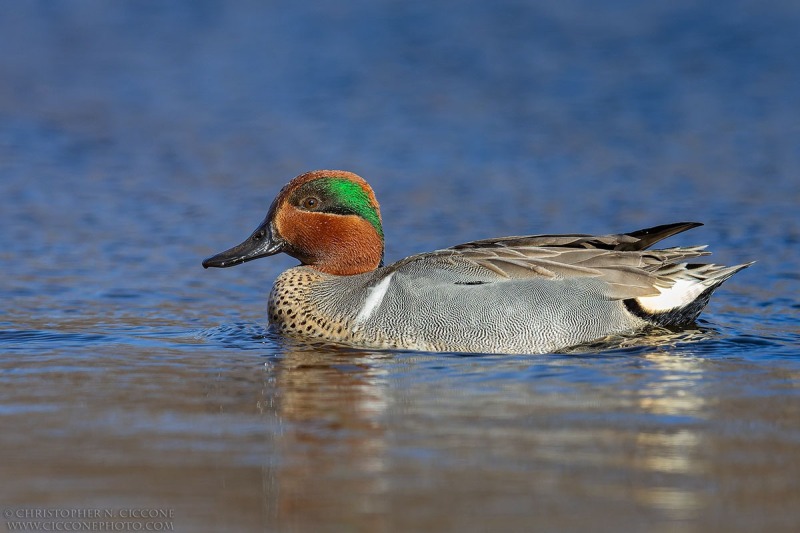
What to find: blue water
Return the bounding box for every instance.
[1,1,799,531]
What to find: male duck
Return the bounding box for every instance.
[203,170,750,354]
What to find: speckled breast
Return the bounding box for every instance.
[267,267,356,342]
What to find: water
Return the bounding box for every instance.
[1,1,799,531]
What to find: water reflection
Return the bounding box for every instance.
[636,351,708,417]
[632,351,709,523]
[269,343,391,531]
[253,343,724,529]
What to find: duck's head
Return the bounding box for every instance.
[202,170,384,276]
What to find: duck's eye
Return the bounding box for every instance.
[301,197,320,210]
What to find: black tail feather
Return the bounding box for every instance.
[620,222,703,251]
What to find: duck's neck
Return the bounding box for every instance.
[295,216,384,276]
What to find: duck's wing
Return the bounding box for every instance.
[385,222,713,300]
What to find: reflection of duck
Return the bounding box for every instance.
[272,344,390,529]
[631,351,709,521]
[203,170,751,354]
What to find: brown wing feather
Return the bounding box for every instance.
[453,246,710,299]
[385,223,710,301]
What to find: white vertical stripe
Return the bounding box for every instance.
[353,273,394,326]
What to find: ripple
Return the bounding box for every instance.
[0,329,111,349]
[562,325,721,356]
[196,322,277,350]
[724,334,784,348]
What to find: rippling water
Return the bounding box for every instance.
[1,1,799,532]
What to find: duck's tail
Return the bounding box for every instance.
[624,261,754,326]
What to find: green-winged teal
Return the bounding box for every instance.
[203,170,751,354]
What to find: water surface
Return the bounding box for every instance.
[1,1,799,532]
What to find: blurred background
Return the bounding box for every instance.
[1,1,798,532]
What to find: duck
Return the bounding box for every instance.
[202,170,751,354]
